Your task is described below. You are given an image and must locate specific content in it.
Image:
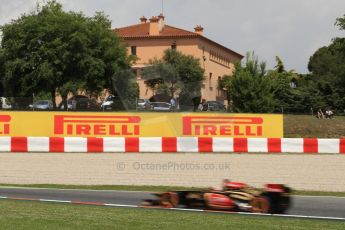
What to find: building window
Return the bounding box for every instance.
[133,69,138,79]
[217,76,221,96]
[132,68,142,80]
[209,50,230,67]
[171,43,177,50]
[209,73,213,87]
[131,46,137,56]
[222,90,227,98]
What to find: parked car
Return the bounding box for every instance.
[0,97,12,109]
[59,100,72,110]
[150,102,172,111]
[101,95,115,110]
[12,97,33,110]
[136,99,151,111]
[29,100,53,110]
[205,101,226,111]
[61,95,99,111]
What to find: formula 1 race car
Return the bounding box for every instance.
[141,180,291,214]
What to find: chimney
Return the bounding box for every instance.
[149,16,159,35]
[194,25,204,36]
[140,16,147,24]
[158,13,165,32]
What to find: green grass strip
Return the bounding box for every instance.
[0,199,344,230]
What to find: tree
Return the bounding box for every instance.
[142,49,204,109]
[0,1,135,109]
[142,60,179,98]
[219,52,275,113]
[111,69,139,110]
[307,17,345,112]
[335,14,345,30]
[166,51,204,109]
[274,56,286,73]
[143,78,163,96]
[0,49,4,96]
[266,56,305,113]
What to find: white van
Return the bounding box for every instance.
[0,97,12,109]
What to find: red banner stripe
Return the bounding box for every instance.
[87,138,103,153]
[234,138,248,153]
[162,137,177,153]
[267,138,282,153]
[11,137,28,152]
[125,137,139,153]
[340,139,345,154]
[49,137,64,152]
[303,138,318,153]
[198,138,213,152]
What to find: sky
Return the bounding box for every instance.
[0,0,345,73]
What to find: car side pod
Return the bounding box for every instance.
[204,193,235,210]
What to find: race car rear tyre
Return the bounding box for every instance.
[275,195,291,214]
[160,192,180,208]
[250,196,271,213]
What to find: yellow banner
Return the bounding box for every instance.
[0,112,283,137]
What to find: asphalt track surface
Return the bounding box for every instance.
[0,187,345,219]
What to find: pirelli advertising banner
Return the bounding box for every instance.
[0,112,283,138]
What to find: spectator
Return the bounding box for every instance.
[175,96,180,111]
[329,110,334,119]
[170,97,176,111]
[198,99,208,111]
[317,108,324,119]
[325,108,334,119]
[197,102,203,111]
[197,100,203,111]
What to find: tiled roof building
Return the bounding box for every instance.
[115,14,243,103]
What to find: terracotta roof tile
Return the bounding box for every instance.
[160,25,197,37]
[114,23,244,59]
[114,23,198,38]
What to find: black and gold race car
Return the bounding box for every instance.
[142,180,291,214]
